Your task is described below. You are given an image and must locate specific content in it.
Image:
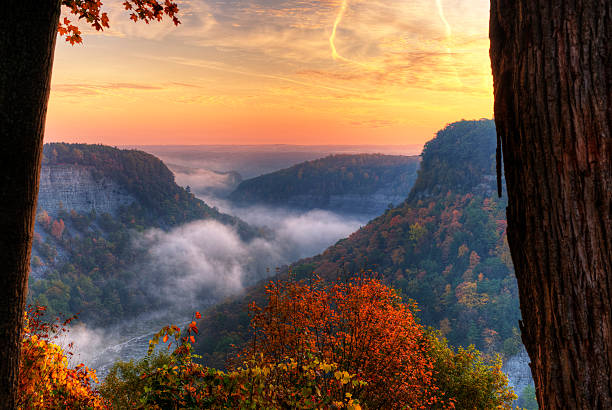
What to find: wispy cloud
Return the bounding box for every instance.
[48,0,493,145]
[52,82,164,96]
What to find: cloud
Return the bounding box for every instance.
[56,205,363,378]
[349,119,395,128]
[136,221,254,301]
[159,0,492,97]
[52,82,164,96]
[98,0,490,95]
[60,312,189,377]
[160,56,363,94]
[49,0,493,145]
[131,207,364,308]
[170,166,241,196]
[272,209,364,257]
[58,324,108,368]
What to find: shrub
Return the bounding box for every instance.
[244,277,448,409]
[18,306,106,409]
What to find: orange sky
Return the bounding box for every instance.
[45,0,493,146]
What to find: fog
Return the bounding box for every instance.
[61,312,191,378]
[69,184,367,376]
[121,155,371,341]
[61,146,407,376]
[136,158,371,310]
[134,207,365,308]
[169,165,241,197]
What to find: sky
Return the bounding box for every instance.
[45,0,493,146]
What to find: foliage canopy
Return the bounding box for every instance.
[58,0,180,45]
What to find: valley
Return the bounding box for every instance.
[28,121,533,402]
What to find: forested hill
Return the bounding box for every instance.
[229,154,420,215]
[408,119,498,200]
[29,144,259,324]
[41,143,253,233]
[288,120,518,352]
[195,119,522,367]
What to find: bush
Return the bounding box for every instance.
[99,278,516,409]
[424,330,517,409]
[18,306,105,409]
[244,277,445,409]
[99,317,363,409]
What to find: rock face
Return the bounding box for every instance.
[37,164,136,216]
[503,348,534,400]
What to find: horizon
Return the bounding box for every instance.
[45,141,428,156]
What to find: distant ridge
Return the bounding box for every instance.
[229,153,420,216]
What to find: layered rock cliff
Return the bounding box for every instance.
[37,164,136,217]
[503,348,535,405]
[28,144,260,320]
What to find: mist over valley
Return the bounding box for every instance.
[25,126,532,403]
[30,144,408,376]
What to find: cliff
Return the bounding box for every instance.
[502,348,534,404]
[38,164,136,217]
[28,143,260,324]
[408,119,498,200]
[39,143,257,233]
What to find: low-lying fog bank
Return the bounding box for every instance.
[67,198,368,378]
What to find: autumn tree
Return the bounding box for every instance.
[0,1,179,406]
[242,277,516,409]
[245,277,449,409]
[50,219,65,240]
[18,306,105,409]
[490,0,612,408]
[96,280,513,408]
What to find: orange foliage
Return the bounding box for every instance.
[58,0,180,44]
[18,306,106,409]
[121,311,366,409]
[37,210,51,228]
[245,277,453,409]
[51,218,65,239]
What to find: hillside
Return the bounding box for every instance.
[40,143,256,230]
[408,119,498,200]
[229,154,420,215]
[29,144,260,324]
[195,119,522,368]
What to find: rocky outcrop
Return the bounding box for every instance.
[37,164,135,216]
[503,348,534,401]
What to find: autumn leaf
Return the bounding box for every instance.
[58,0,180,44]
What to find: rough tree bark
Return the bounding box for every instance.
[0,1,62,406]
[490,0,612,408]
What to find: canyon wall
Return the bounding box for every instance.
[37,164,135,216]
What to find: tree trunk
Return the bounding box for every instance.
[490,1,612,408]
[0,1,61,406]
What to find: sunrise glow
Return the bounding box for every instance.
[45,0,493,146]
